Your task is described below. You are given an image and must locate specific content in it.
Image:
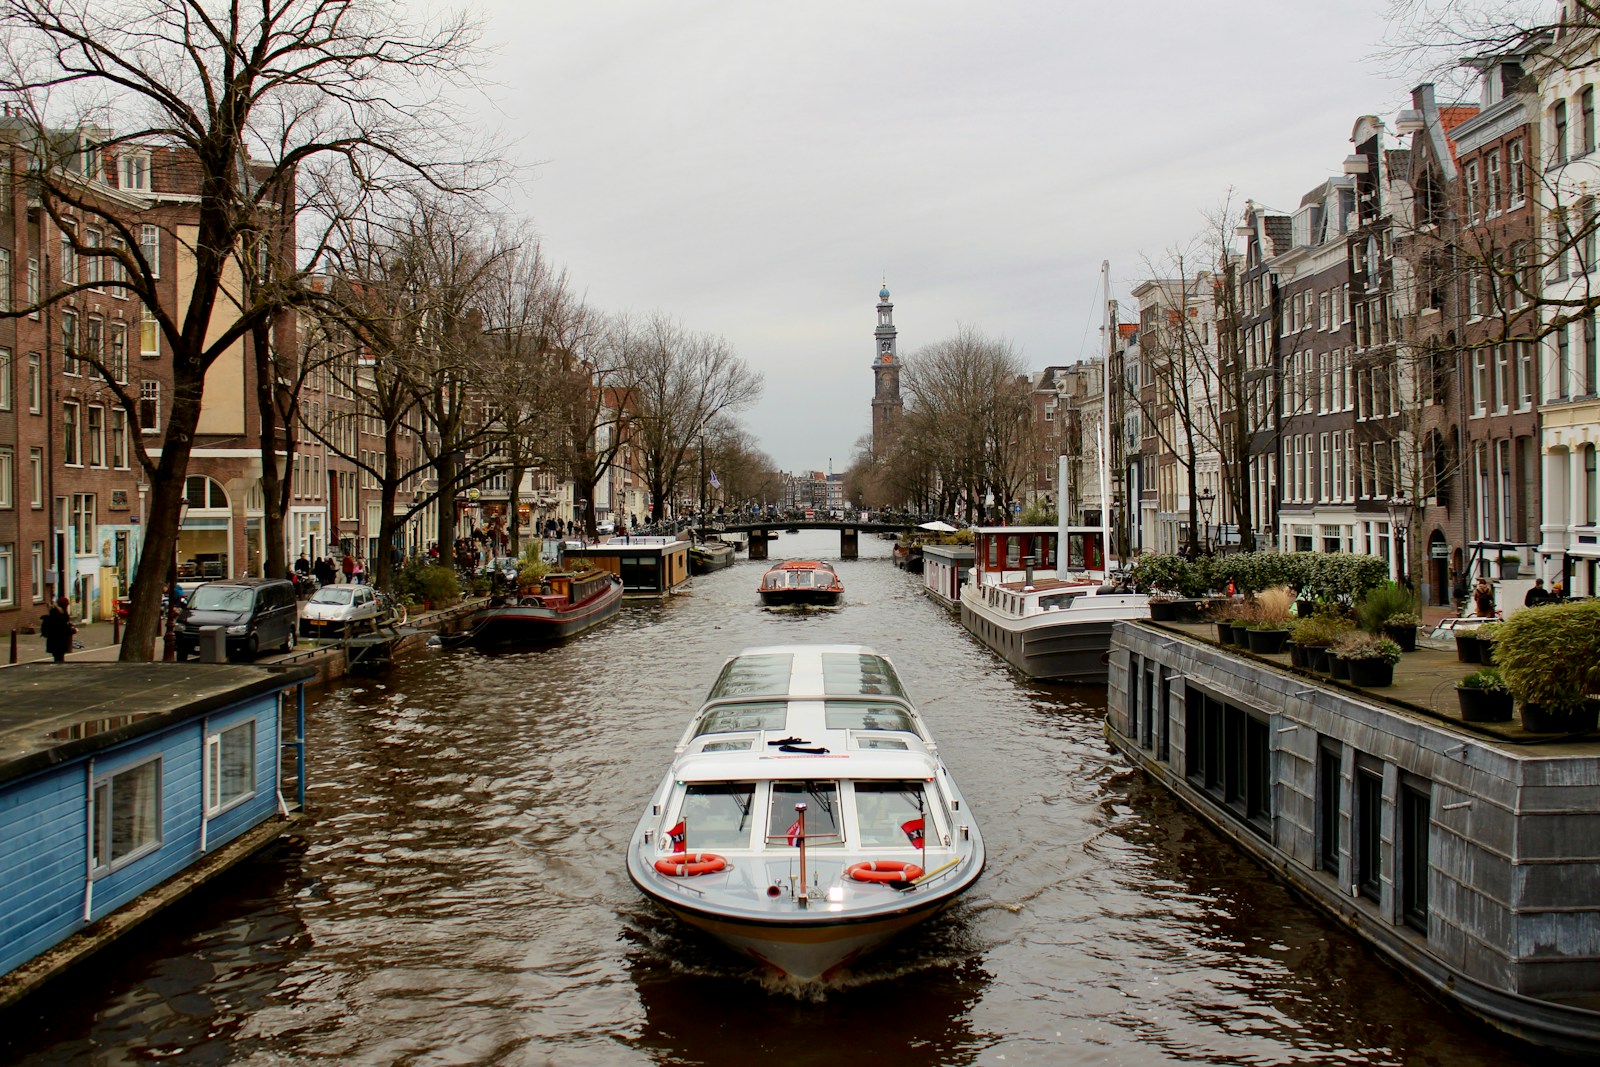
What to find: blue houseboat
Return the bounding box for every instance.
[0,662,315,1007]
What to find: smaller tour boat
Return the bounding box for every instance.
[626,644,985,981]
[758,560,844,607]
[463,568,623,646]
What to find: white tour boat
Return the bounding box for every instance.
[960,525,1149,684]
[626,644,985,982]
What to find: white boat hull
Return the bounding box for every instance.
[961,589,1148,684]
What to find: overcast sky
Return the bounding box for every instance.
[470,0,1423,472]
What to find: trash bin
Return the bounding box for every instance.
[198,625,227,663]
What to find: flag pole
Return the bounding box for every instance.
[795,802,808,903]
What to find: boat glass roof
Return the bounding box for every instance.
[695,701,786,735]
[824,702,916,732]
[707,654,795,698]
[821,652,905,698]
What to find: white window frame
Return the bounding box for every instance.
[0,543,11,606]
[30,541,44,602]
[205,720,257,816]
[120,150,150,192]
[139,223,161,279]
[0,447,12,509]
[89,756,164,877]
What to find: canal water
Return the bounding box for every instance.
[4,531,1540,1065]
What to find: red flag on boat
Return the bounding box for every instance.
[786,819,803,846]
[901,817,925,849]
[666,821,685,849]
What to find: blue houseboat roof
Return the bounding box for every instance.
[0,663,316,787]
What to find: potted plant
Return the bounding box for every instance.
[1455,625,1484,663]
[1498,552,1521,579]
[1474,621,1503,666]
[1456,667,1513,723]
[1212,599,1250,646]
[1495,600,1600,734]
[1243,586,1295,655]
[1328,631,1359,680]
[1337,634,1403,687]
[1357,582,1420,652]
[1291,613,1355,673]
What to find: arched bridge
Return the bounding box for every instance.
[698,519,923,560]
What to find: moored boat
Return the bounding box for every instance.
[464,568,623,646]
[758,560,844,606]
[626,644,985,981]
[959,526,1148,683]
[689,540,736,574]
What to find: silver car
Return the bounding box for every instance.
[300,584,380,638]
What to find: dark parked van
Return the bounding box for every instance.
[175,579,299,661]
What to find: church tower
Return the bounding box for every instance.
[871,283,902,458]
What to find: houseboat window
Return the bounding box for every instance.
[1317,740,1342,876]
[1038,592,1080,611]
[681,783,756,850]
[767,782,842,846]
[1141,662,1156,749]
[986,536,998,568]
[708,654,794,698]
[1005,537,1021,567]
[90,757,162,874]
[854,782,927,848]
[206,720,257,814]
[1355,764,1383,902]
[1400,778,1432,932]
[696,701,786,734]
[824,701,915,733]
[820,653,906,697]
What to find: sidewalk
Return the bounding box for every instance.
[6,617,127,666]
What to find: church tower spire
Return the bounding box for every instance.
[871,282,902,458]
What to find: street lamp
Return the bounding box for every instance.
[1387,494,1414,585]
[1198,488,1216,555]
[162,496,192,661]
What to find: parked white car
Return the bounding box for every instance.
[300,584,381,638]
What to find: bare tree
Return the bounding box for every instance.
[0,0,488,658]
[625,314,762,525]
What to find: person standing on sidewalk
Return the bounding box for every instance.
[41,598,76,664]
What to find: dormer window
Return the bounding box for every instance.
[119,151,150,192]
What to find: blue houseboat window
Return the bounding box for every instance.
[206,720,257,814]
[90,757,162,874]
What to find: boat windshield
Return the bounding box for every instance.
[682,783,756,850]
[695,701,787,735]
[767,782,842,846]
[855,781,928,848]
[820,653,906,698]
[824,701,916,733]
[707,654,794,698]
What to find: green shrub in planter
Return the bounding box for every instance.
[1291,613,1355,648]
[1458,667,1509,692]
[1357,582,1418,632]
[1496,600,1600,716]
[1457,667,1513,722]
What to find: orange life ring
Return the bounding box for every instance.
[846,860,924,884]
[654,852,727,877]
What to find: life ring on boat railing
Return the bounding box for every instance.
[846,860,924,884]
[654,852,728,877]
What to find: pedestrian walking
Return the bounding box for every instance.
[341,553,355,584]
[1473,577,1496,618]
[41,598,76,664]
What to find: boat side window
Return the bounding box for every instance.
[1005,537,1021,567]
[824,701,916,733]
[682,783,756,849]
[696,701,787,735]
[1039,592,1081,611]
[854,781,928,848]
[767,781,842,846]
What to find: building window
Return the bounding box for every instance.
[111,409,129,469]
[1584,86,1597,155]
[62,401,81,465]
[140,314,160,359]
[0,448,12,509]
[90,757,164,876]
[206,720,257,814]
[139,223,161,279]
[1485,149,1501,214]
[0,543,11,606]
[1400,779,1432,933]
[1590,312,1600,396]
[72,493,96,555]
[61,310,79,376]
[29,448,43,508]
[1508,139,1525,204]
[1558,325,1572,399]
[27,353,41,412]
[109,322,128,383]
[1184,686,1272,837]
[60,223,78,285]
[1555,100,1570,164]
[86,405,105,467]
[26,256,39,318]
[1355,762,1383,902]
[0,347,10,410]
[0,248,9,313]
[1318,739,1341,876]
[30,541,44,602]
[138,381,161,433]
[120,150,150,192]
[1586,445,1598,527]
